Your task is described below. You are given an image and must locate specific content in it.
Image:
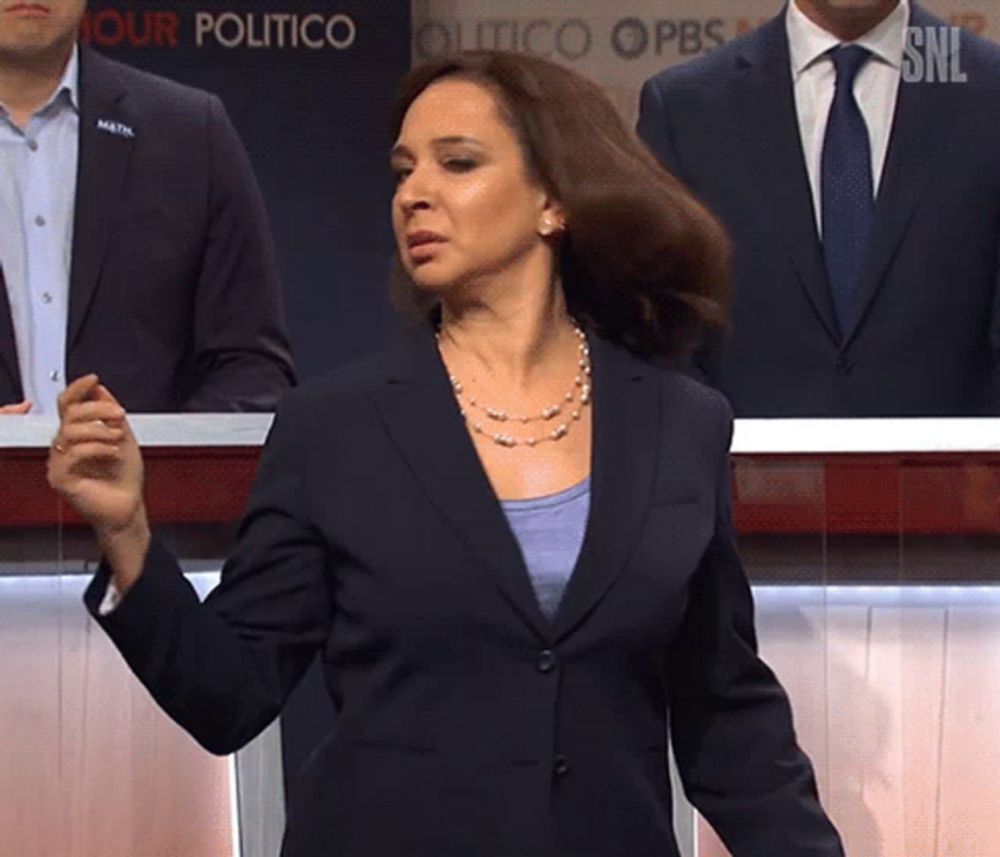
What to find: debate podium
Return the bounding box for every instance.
[3,416,998,857]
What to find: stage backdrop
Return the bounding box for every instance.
[82,0,411,379]
[412,0,995,129]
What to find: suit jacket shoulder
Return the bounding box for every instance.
[638,15,784,180]
[267,348,391,449]
[905,7,1000,181]
[287,350,387,403]
[653,363,734,458]
[953,19,1000,86]
[643,15,778,98]
[82,46,218,118]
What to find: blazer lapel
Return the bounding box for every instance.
[550,335,659,643]
[68,45,136,353]
[373,325,661,643]
[372,322,553,641]
[0,267,24,401]
[735,15,842,345]
[841,5,952,345]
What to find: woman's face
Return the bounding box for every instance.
[391,78,556,295]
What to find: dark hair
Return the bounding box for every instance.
[390,50,730,361]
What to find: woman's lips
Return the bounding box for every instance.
[409,243,443,264]
[7,4,51,17]
[406,233,446,263]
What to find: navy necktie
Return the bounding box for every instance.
[821,44,874,334]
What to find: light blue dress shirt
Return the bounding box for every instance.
[0,45,79,414]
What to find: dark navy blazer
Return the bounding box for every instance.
[0,45,294,411]
[85,324,843,856]
[638,4,1000,416]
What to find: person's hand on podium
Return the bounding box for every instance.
[0,400,32,415]
[47,375,150,596]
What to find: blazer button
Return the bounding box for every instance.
[835,356,853,376]
[553,755,571,777]
[536,649,557,673]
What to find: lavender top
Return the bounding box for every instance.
[500,476,591,620]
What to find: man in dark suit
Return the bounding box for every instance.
[0,0,294,415]
[638,0,1000,416]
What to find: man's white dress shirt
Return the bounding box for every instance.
[787,0,910,235]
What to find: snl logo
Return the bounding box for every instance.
[902,26,968,83]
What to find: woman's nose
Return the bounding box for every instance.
[396,168,434,214]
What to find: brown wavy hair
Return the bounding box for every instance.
[390,50,730,361]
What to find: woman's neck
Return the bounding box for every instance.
[437,299,578,393]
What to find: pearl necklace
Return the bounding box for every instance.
[436,323,591,448]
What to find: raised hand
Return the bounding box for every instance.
[47,375,150,592]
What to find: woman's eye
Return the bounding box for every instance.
[392,167,412,184]
[443,158,477,173]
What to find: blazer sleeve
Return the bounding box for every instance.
[666,397,845,856]
[180,94,296,413]
[83,393,331,754]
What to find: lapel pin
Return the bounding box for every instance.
[96,118,135,139]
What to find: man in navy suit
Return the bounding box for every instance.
[0,0,294,415]
[638,0,1000,416]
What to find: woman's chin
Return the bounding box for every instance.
[408,269,457,293]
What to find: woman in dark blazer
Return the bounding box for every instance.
[48,51,843,857]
